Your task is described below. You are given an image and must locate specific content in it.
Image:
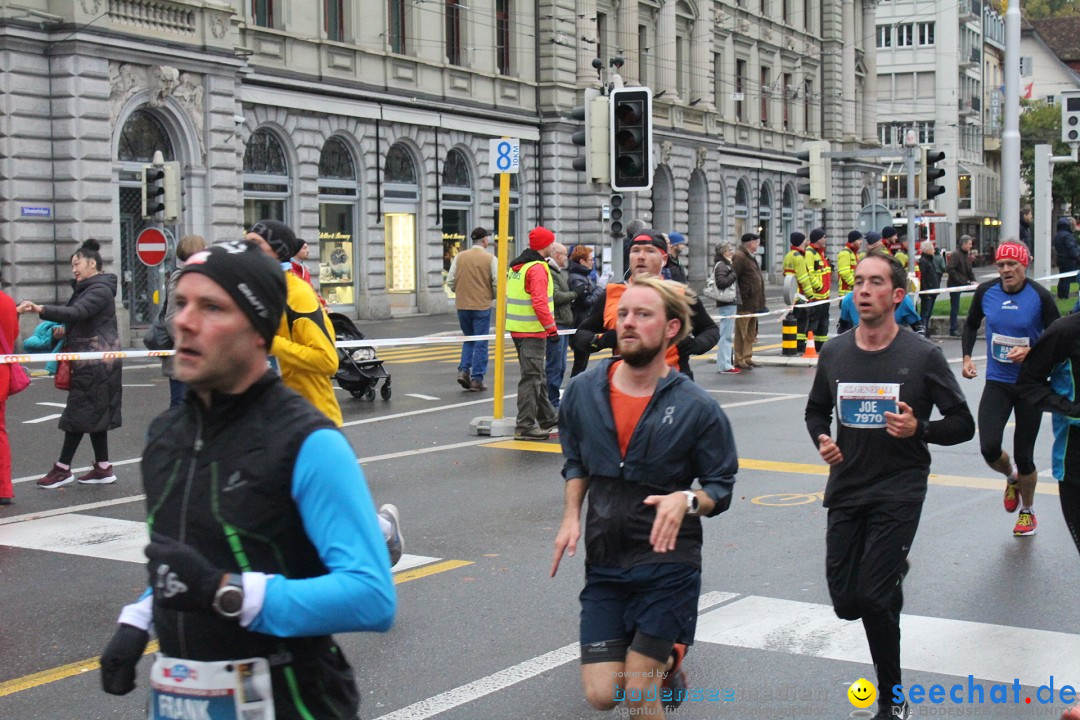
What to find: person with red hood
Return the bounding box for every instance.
[507,227,560,441]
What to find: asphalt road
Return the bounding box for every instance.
[1,311,1077,720]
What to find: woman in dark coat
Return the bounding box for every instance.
[17,239,122,488]
[567,245,601,377]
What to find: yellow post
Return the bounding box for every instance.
[493,169,511,419]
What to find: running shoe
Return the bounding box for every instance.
[661,643,688,712]
[36,463,74,489]
[1003,477,1020,513]
[1013,510,1037,537]
[720,367,741,374]
[78,462,117,484]
[379,504,404,566]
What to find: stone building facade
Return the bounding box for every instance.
[0,0,880,335]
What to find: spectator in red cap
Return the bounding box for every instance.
[506,226,560,441]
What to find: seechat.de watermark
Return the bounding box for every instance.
[892,676,1079,708]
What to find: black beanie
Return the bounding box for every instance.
[881,225,897,240]
[179,241,287,347]
[809,228,826,244]
[847,230,863,243]
[248,219,300,262]
[790,232,806,246]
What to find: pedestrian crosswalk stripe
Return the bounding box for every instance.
[0,513,454,570]
[695,594,1080,687]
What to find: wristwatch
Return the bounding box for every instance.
[212,573,244,619]
[682,490,700,516]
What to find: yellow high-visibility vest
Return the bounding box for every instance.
[505,260,554,333]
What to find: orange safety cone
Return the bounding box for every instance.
[803,331,818,359]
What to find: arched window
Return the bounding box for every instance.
[319,137,360,307]
[782,184,796,251]
[384,143,420,297]
[243,128,290,226]
[734,179,749,240]
[758,183,773,271]
[118,109,175,163]
[442,149,474,285]
[385,144,417,186]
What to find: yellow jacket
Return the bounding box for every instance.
[836,245,862,296]
[783,248,814,298]
[271,272,343,427]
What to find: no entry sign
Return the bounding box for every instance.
[136,227,171,267]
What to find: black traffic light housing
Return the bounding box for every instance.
[609,193,624,237]
[921,148,946,202]
[609,87,652,192]
[142,166,166,218]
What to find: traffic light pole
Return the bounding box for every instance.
[1033,142,1079,283]
[904,143,918,276]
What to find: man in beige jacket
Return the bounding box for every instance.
[447,227,499,391]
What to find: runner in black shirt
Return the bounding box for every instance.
[805,251,974,720]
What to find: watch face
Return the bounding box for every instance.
[217,587,243,615]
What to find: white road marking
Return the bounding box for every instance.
[0,496,147,526]
[0,514,148,563]
[369,592,739,720]
[717,394,806,409]
[340,394,516,428]
[36,402,67,408]
[405,393,441,401]
[694,594,1080,687]
[122,383,156,388]
[0,510,442,571]
[23,414,62,424]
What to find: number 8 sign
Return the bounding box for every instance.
[489,138,520,174]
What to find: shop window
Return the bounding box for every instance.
[318,137,358,306]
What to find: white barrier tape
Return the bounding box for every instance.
[0,330,579,364]
[6,270,1074,364]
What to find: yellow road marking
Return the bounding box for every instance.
[0,640,161,697]
[483,445,1060,496]
[0,560,471,697]
[484,440,563,453]
[394,559,473,583]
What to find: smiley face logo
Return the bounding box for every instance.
[847,678,877,709]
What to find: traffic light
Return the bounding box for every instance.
[921,148,946,202]
[571,89,611,184]
[1062,90,1080,143]
[141,165,166,218]
[162,162,181,221]
[609,193,624,237]
[609,87,652,192]
[795,141,831,207]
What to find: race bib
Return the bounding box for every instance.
[990,333,1029,364]
[837,383,900,429]
[150,655,274,720]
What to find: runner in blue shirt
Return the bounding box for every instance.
[961,241,1060,536]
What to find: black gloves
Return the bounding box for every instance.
[145,532,223,612]
[100,623,149,695]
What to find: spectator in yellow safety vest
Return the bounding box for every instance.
[782,232,815,353]
[805,228,832,346]
[836,231,863,297]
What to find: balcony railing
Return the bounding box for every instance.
[959,0,982,21]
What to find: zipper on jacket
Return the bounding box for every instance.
[176,404,204,659]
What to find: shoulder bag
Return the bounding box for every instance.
[0,329,29,395]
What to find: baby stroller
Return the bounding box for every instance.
[329,313,392,401]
